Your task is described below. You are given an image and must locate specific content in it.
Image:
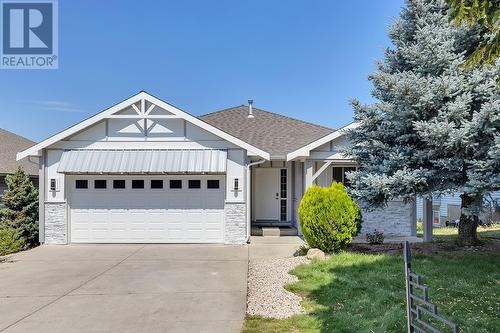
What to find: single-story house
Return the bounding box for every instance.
[17,92,416,245]
[0,128,38,204]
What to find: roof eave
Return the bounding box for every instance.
[286,122,359,161]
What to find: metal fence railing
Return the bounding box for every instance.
[404,241,460,333]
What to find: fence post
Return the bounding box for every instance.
[404,241,460,333]
[404,241,413,333]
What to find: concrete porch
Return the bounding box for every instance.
[251,225,299,237]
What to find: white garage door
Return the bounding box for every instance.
[68,175,225,243]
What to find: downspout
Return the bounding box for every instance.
[246,158,266,242]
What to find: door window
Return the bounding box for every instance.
[94,180,107,189]
[207,179,220,189]
[280,169,287,221]
[132,180,144,189]
[169,180,182,189]
[151,180,163,189]
[189,180,201,189]
[75,180,88,189]
[113,180,126,189]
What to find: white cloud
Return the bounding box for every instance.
[35,101,85,113]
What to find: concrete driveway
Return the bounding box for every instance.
[0,245,248,333]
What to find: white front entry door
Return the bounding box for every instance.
[254,168,280,220]
[68,175,225,243]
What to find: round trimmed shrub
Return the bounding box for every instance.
[298,182,362,252]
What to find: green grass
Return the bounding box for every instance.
[244,233,500,332]
[416,223,500,242]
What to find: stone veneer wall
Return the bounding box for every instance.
[361,200,416,236]
[44,202,67,244]
[224,202,246,244]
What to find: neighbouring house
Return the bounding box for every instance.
[17,92,416,245]
[416,193,500,226]
[0,128,38,206]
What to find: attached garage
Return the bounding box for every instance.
[60,149,227,244]
[68,175,225,243]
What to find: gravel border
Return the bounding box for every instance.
[247,256,309,319]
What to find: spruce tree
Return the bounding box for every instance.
[347,0,499,245]
[0,167,39,245]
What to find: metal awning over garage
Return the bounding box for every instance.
[57,149,227,174]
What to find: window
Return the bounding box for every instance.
[333,167,343,183]
[132,180,144,189]
[207,179,220,189]
[151,180,163,189]
[169,179,182,189]
[94,180,107,189]
[280,200,287,222]
[280,169,287,198]
[433,210,441,226]
[75,180,88,189]
[188,180,201,189]
[113,180,126,189]
[332,166,357,186]
[280,169,287,221]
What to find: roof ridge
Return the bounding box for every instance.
[199,105,335,132]
[199,105,246,118]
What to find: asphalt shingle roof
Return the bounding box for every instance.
[200,105,334,157]
[0,128,38,176]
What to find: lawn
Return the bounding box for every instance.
[416,223,500,242]
[243,227,500,333]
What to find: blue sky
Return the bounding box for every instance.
[0,0,404,142]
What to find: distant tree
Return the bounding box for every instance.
[346,0,499,246]
[447,0,500,66]
[0,167,39,246]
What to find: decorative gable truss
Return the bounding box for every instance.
[17,92,271,160]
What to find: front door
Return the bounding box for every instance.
[254,168,280,220]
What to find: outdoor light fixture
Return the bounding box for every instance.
[50,178,57,191]
[233,178,240,191]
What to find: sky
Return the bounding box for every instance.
[0,0,405,142]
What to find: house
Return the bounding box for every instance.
[0,129,38,204]
[17,92,416,245]
[416,193,500,226]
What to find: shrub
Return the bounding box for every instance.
[0,229,25,256]
[366,230,384,244]
[0,167,39,247]
[298,182,362,252]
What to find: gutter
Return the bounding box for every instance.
[246,158,266,242]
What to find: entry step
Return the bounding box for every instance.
[251,226,298,237]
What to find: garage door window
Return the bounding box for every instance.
[151,180,163,189]
[132,180,145,189]
[113,180,126,189]
[170,180,182,189]
[75,180,88,189]
[207,180,220,189]
[189,180,201,189]
[94,180,107,189]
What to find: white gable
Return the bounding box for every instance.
[18,92,270,160]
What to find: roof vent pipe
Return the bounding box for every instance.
[247,99,254,118]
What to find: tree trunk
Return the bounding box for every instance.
[458,193,479,246]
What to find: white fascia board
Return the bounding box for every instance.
[18,91,271,161]
[286,122,360,161]
[17,93,143,160]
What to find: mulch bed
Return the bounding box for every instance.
[349,238,500,257]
